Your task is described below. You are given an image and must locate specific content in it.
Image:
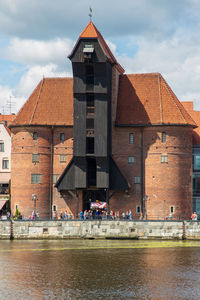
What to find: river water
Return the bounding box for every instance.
[0,239,200,300]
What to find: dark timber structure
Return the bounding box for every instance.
[56,22,128,214]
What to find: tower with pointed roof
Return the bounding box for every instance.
[56,21,128,210]
[9,21,197,220]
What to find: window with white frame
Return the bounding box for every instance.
[60,154,67,163]
[136,205,141,213]
[2,159,9,169]
[134,176,141,184]
[0,142,4,152]
[128,156,135,164]
[129,133,134,144]
[161,155,168,163]
[170,206,175,214]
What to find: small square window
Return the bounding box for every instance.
[60,154,67,163]
[31,174,41,184]
[60,133,65,142]
[128,156,135,164]
[134,176,141,184]
[0,142,4,152]
[33,132,38,140]
[162,132,166,143]
[32,154,39,163]
[161,155,168,163]
[136,205,141,213]
[129,133,134,144]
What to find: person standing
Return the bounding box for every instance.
[68,212,72,220]
[191,212,197,220]
[84,210,87,220]
[80,210,83,220]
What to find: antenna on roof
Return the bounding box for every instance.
[89,6,92,22]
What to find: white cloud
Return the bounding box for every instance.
[14,64,70,112]
[0,0,200,113]
[112,30,200,108]
[0,37,74,113]
[2,37,74,68]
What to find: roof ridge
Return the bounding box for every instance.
[161,75,194,125]
[125,72,161,77]
[29,78,45,124]
[42,77,73,80]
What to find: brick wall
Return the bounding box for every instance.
[111,125,193,220]
[11,126,73,219]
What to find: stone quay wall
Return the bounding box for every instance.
[1,220,200,240]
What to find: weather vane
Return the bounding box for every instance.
[89,6,92,21]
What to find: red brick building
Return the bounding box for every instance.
[10,22,197,220]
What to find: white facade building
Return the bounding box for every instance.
[0,123,11,210]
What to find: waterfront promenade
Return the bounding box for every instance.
[0,219,200,240]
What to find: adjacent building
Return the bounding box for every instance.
[0,114,15,211]
[10,22,197,219]
[181,102,200,216]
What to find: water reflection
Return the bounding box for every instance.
[0,240,200,299]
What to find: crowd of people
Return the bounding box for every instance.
[52,209,134,220]
[79,209,133,220]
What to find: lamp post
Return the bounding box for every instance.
[32,194,38,218]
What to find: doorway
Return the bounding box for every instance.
[82,190,106,211]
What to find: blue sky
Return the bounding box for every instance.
[0,0,200,113]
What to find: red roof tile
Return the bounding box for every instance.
[11,78,73,126]
[12,74,196,129]
[181,101,200,145]
[116,73,196,127]
[0,114,16,126]
[78,22,124,74]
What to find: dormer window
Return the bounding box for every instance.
[83,44,94,53]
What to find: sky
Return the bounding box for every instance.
[0,0,200,113]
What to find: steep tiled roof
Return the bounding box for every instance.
[181,101,200,145]
[11,74,196,128]
[77,22,124,74]
[11,78,73,126]
[116,73,196,127]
